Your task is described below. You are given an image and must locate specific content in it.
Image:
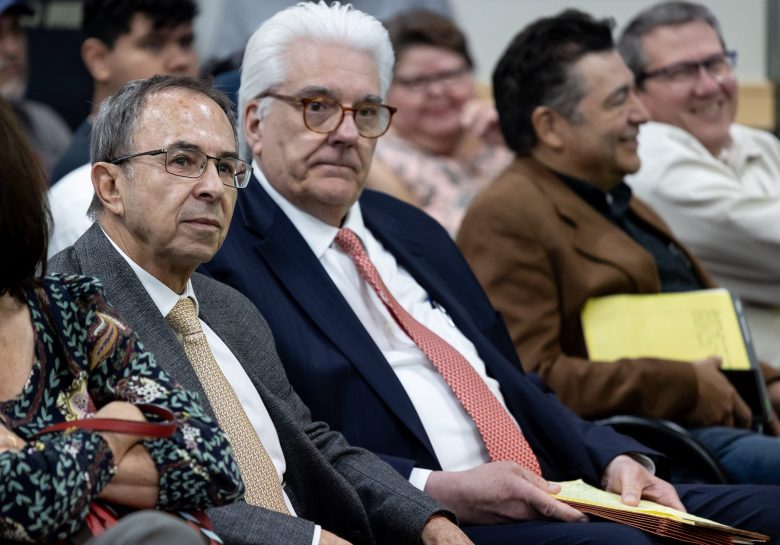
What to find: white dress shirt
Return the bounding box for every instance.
[105,230,321,544]
[47,162,95,258]
[255,163,523,489]
[629,121,780,367]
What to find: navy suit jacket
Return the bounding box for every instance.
[203,177,652,485]
[50,224,446,545]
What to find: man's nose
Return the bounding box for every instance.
[194,159,228,199]
[693,65,723,95]
[329,111,361,144]
[628,92,650,125]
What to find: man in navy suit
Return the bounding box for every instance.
[203,4,780,544]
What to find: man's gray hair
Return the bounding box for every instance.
[87,74,237,218]
[237,1,394,158]
[618,1,726,83]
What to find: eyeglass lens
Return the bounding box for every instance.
[650,52,735,84]
[165,147,249,187]
[395,67,469,92]
[302,98,392,137]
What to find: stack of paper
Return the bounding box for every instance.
[581,289,751,369]
[580,289,772,427]
[553,480,768,544]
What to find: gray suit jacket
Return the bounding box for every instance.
[49,223,445,545]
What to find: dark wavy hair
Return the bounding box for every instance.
[0,98,50,300]
[493,9,614,155]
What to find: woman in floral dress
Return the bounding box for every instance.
[0,97,244,543]
[367,9,512,237]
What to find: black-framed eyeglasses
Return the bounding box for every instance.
[637,50,737,86]
[110,146,251,188]
[394,66,471,93]
[259,92,396,138]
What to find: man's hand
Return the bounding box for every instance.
[424,462,587,524]
[686,356,752,428]
[319,530,352,545]
[420,515,474,545]
[602,455,684,511]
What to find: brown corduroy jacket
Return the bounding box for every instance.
[458,156,779,422]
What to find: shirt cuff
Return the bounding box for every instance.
[628,453,656,475]
[409,467,433,491]
[312,524,321,545]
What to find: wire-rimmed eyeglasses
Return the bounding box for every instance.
[637,51,737,87]
[110,146,251,188]
[393,66,471,93]
[259,92,397,138]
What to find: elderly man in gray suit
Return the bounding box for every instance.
[47,73,472,545]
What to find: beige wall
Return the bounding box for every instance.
[452,0,772,128]
[450,0,767,84]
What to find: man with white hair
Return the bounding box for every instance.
[49,72,471,545]
[204,3,780,544]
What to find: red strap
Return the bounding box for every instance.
[85,502,120,536]
[35,404,176,438]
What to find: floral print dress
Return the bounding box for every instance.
[0,274,244,542]
[374,131,512,237]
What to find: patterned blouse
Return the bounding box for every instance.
[0,274,244,543]
[373,131,512,237]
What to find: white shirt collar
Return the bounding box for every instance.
[718,124,762,170]
[252,161,370,257]
[101,226,199,317]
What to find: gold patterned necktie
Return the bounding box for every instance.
[335,228,542,475]
[166,297,290,512]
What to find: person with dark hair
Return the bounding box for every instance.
[0,95,242,543]
[0,0,71,178]
[365,8,510,236]
[458,8,780,485]
[619,2,780,371]
[47,0,199,258]
[203,4,780,545]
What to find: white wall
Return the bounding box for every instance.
[449,0,768,85]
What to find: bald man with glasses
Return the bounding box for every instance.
[621,1,780,371]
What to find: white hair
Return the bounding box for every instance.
[237,1,394,158]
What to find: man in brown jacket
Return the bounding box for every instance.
[457,8,780,484]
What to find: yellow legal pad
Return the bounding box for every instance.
[553,479,768,544]
[581,289,751,370]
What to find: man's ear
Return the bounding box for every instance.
[81,38,112,83]
[92,162,125,217]
[531,105,565,150]
[243,99,264,157]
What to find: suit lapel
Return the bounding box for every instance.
[237,180,437,458]
[520,160,661,293]
[72,224,215,416]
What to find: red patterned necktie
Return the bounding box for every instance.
[335,227,542,475]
